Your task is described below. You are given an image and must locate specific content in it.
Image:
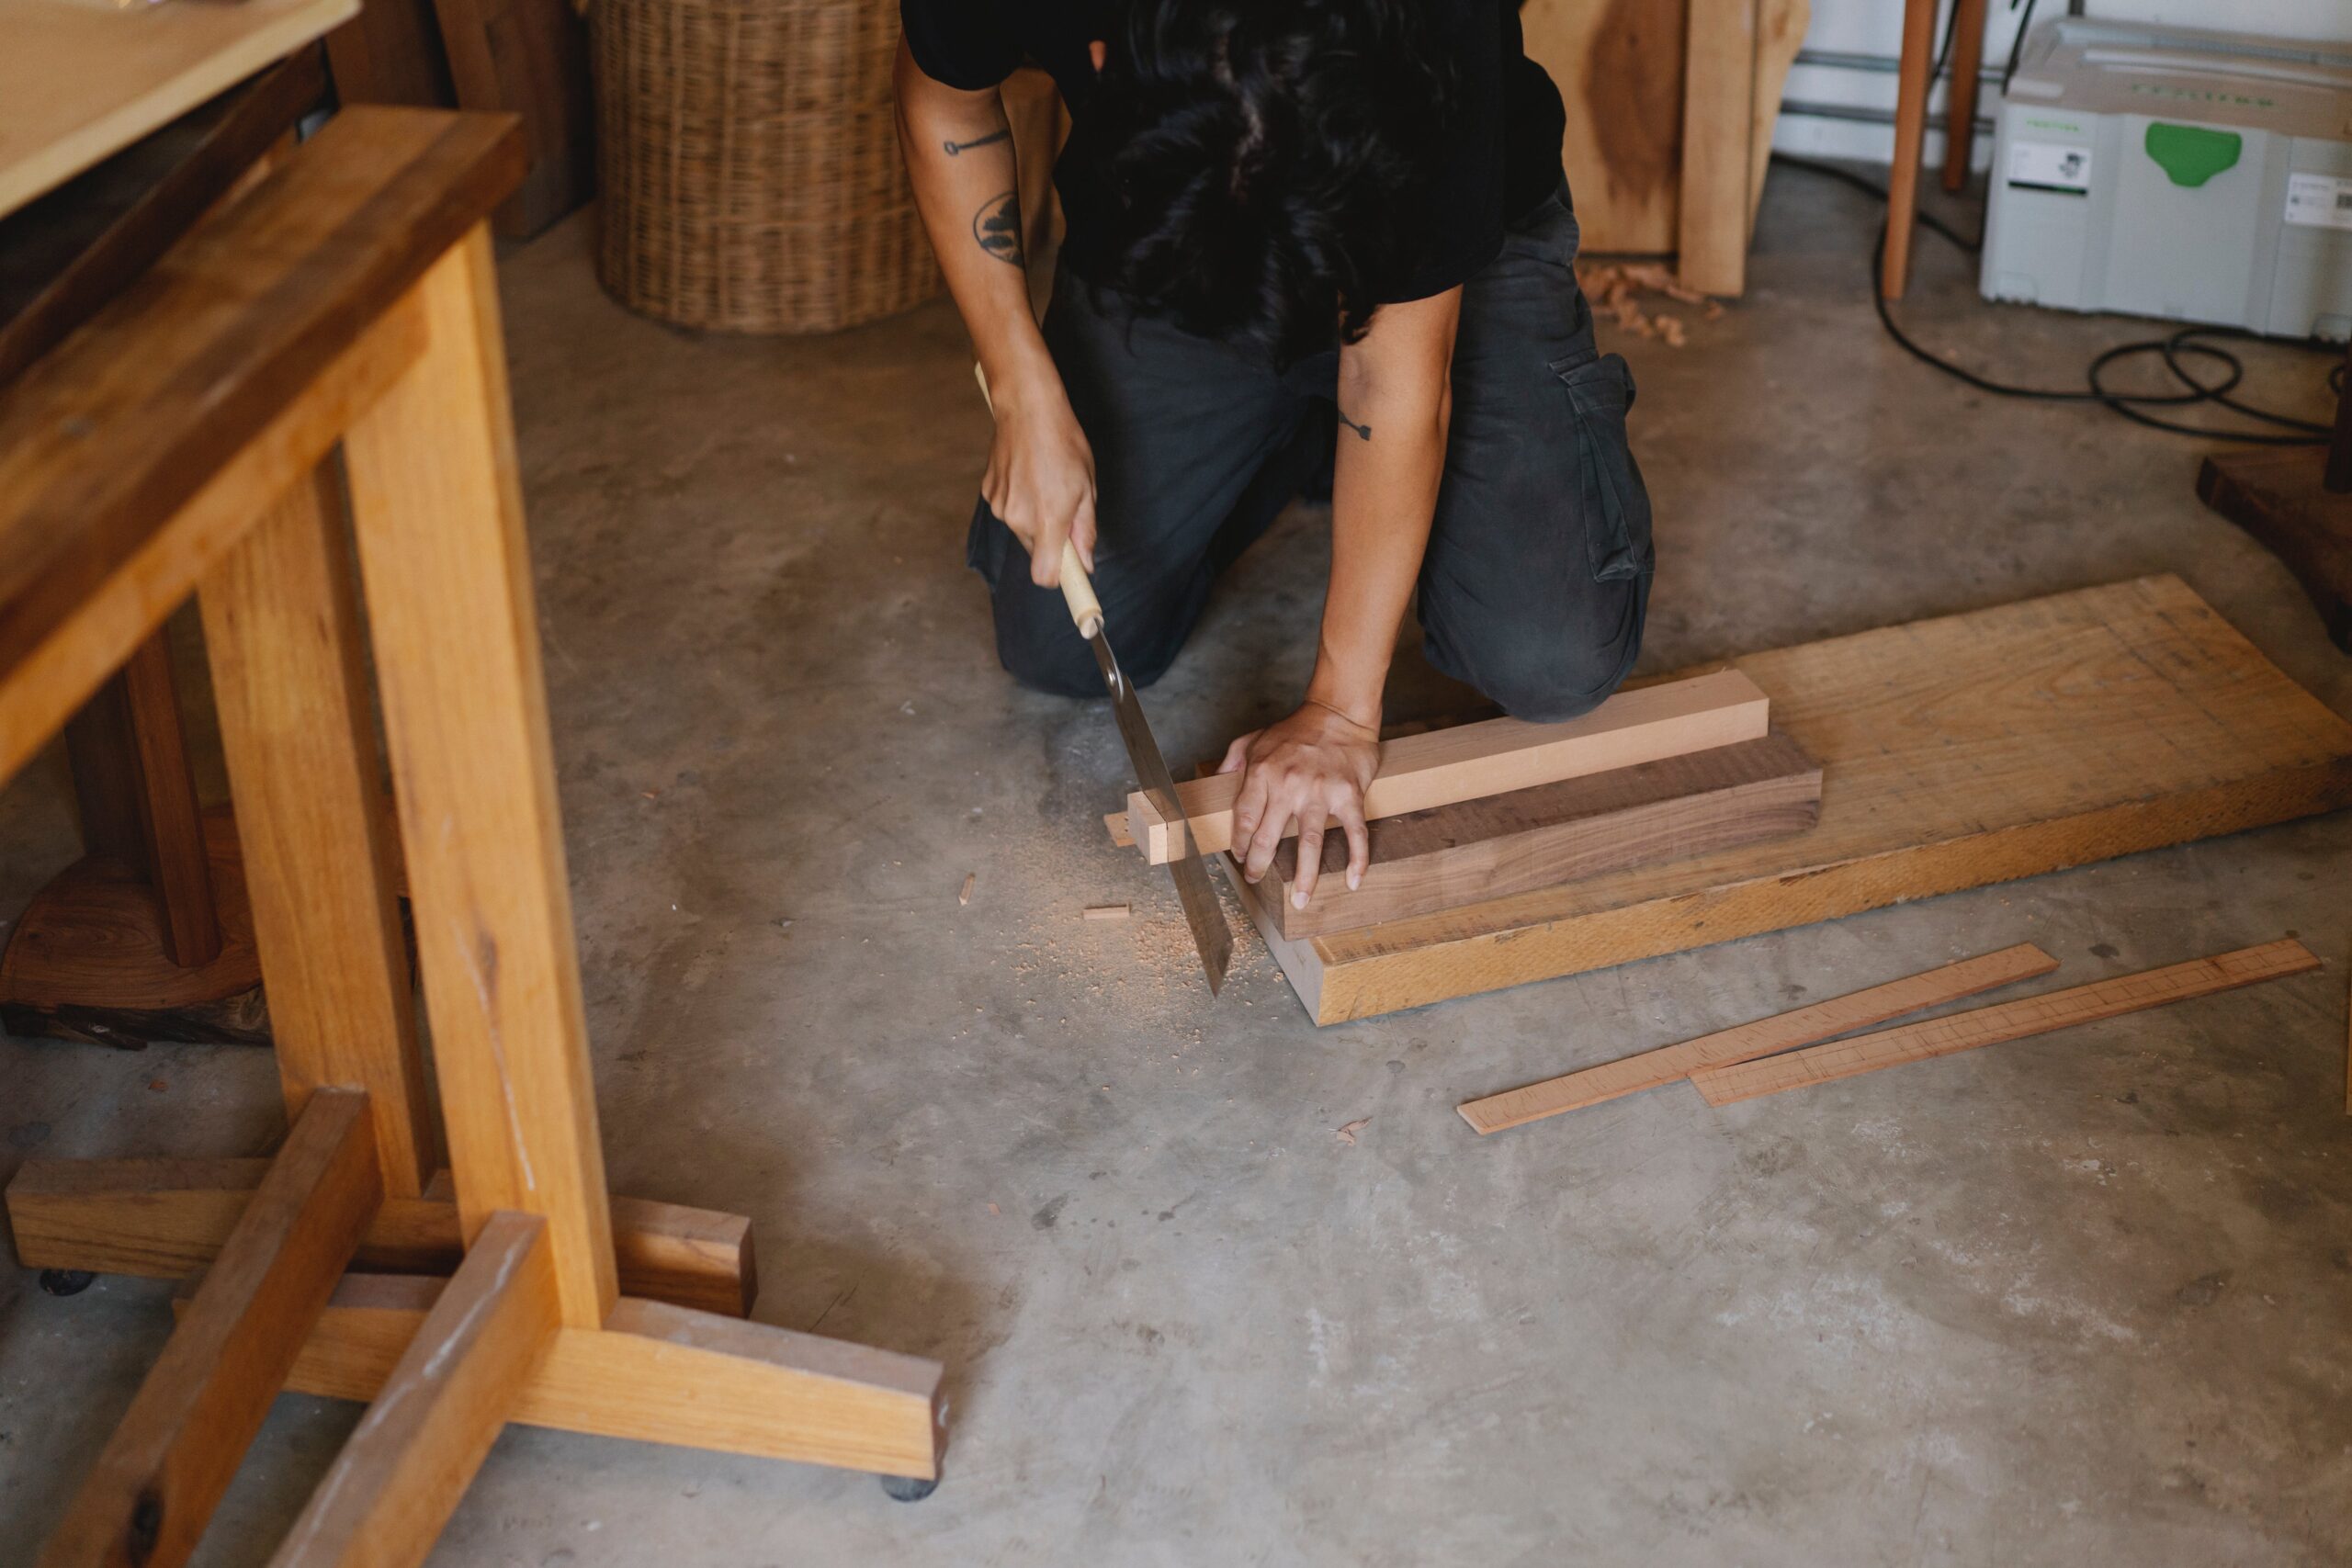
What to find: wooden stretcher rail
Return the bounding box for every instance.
[6,1156,757,1316]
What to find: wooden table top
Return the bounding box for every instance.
[0,0,355,218]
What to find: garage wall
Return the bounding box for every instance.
[1771,0,2352,174]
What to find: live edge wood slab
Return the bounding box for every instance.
[1267,731,1821,940]
[1230,576,2352,1025]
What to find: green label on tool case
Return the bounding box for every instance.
[2144,123,2243,188]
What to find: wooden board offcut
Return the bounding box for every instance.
[1690,939,2323,1105]
[1236,577,2352,1025]
[1268,731,1820,939]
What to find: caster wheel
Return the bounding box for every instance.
[880,1473,939,1503]
[40,1269,96,1297]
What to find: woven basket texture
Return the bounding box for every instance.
[593,0,944,333]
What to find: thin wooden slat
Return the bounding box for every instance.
[269,1213,558,1568]
[249,1279,945,1480]
[1458,942,2058,1134]
[1125,669,1771,864]
[201,463,435,1197]
[1675,0,1756,296]
[1270,732,1820,939]
[39,1089,379,1568]
[1257,578,2352,1025]
[6,1158,757,1317]
[1690,939,2324,1105]
[343,227,616,1327]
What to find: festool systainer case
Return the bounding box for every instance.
[1980,17,2352,340]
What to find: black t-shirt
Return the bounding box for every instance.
[900,0,1566,305]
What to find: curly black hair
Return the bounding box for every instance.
[1069,0,1453,367]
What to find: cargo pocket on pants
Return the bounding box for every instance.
[1549,352,1655,583]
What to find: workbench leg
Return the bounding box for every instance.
[201,461,437,1197]
[1882,0,1939,299]
[1678,0,1758,298]
[1940,0,1988,194]
[342,225,618,1328]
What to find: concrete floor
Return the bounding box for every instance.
[5,168,2351,1566]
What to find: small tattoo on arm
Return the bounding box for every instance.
[973,190,1023,267]
[1338,408,1373,442]
[944,129,1012,156]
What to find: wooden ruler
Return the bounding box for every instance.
[1690,939,2322,1107]
[1457,943,2058,1134]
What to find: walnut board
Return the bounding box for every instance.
[1268,731,1820,939]
[1234,577,2352,1025]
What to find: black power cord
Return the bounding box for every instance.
[1771,152,2344,445]
[1767,0,2341,446]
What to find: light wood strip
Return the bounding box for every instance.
[39,1090,379,1568]
[5,1158,755,1317]
[1125,669,1770,863]
[344,230,616,1326]
[1460,942,2059,1133]
[202,463,435,1196]
[252,1278,946,1480]
[1690,939,2323,1105]
[269,1213,557,1568]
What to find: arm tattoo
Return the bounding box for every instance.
[944,129,1012,156]
[973,190,1023,268]
[1337,407,1373,442]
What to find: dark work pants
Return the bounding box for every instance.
[966,181,1654,723]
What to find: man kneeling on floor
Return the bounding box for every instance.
[895,0,1655,904]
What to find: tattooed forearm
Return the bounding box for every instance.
[1337,407,1373,442]
[944,129,1012,156]
[973,190,1023,267]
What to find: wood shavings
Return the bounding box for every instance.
[1575,261,1724,347]
[1083,903,1130,921]
[958,873,976,907]
[1334,1116,1371,1145]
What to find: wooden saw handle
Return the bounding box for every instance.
[975,361,1102,639]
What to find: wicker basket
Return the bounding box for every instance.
[592,0,943,333]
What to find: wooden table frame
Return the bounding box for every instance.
[1883,0,1992,299]
[5,106,943,1568]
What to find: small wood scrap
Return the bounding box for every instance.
[1333,1117,1371,1145]
[1690,939,2322,1106]
[1577,261,1724,347]
[1458,942,2057,1134]
[957,873,975,907]
[1082,903,1129,922]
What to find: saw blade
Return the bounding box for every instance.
[1087,630,1231,993]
